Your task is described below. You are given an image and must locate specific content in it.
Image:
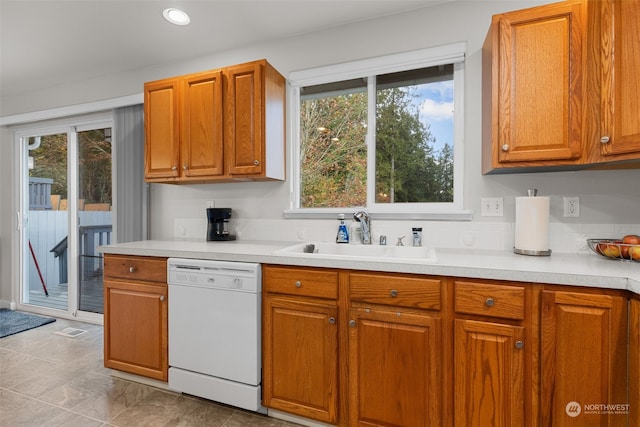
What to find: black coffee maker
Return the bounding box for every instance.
[206,208,236,241]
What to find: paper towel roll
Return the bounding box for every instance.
[514,196,550,253]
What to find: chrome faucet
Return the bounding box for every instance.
[353,210,371,244]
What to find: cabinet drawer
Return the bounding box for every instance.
[349,273,441,311]
[104,255,167,283]
[263,265,338,300]
[454,280,525,320]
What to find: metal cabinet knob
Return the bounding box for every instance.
[501,144,509,151]
[129,266,136,273]
[171,166,177,170]
[485,297,495,307]
[349,320,357,328]
[160,295,165,302]
[183,165,188,170]
[600,136,610,144]
[390,289,398,297]
[295,280,302,288]
[254,160,260,166]
[515,340,524,349]
[329,317,336,325]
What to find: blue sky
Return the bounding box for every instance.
[414,80,454,153]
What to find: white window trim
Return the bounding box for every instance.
[285,43,472,220]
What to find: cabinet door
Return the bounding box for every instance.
[144,78,180,180]
[629,298,639,426]
[181,70,224,178]
[600,0,640,156]
[348,308,441,427]
[541,290,627,426]
[225,61,264,176]
[454,319,525,427]
[262,296,338,424]
[490,1,584,165]
[104,280,168,381]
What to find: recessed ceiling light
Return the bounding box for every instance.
[163,8,190,26]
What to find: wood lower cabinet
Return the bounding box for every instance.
[103,254,168,381]
[454,319,525,427]
[630,298,640,426]
[262,265,637,427]
[348,272,443,427]
[452,279,533,427]
[262,265,339,424]
[541,289,628,426]
[348,308,441,427]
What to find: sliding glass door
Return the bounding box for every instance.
[18,116,113,320]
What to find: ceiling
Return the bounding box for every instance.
[0,0,444,100]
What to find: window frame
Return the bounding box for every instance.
[285,42,471,220]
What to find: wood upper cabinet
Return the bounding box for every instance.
[597,0,640,158]
[144,78,180,180]
[483,0,586,173]
[225,62,263,176]
[262,265,339,424]
[225,60,285,179]
[181,70,224,178]
[144,71,223,182]
[144,59,285,183]
[103,255,168,381]
[541,289,628,426]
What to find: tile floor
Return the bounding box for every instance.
[0,315,302,426]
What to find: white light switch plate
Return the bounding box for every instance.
[480,197,504,217]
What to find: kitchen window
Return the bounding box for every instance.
[285,43,470,220]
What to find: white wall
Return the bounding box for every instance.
[1,1,640,304]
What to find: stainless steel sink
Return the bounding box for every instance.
[274,242,437,263]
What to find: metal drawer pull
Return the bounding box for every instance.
[515,340,524,349]
[295,280,302,288]
[390,289,398,297]
[349,320,357,328]
[129,266,136,273]
[600,136,610,144]
[485,297,495,307]
[329,317,336,325]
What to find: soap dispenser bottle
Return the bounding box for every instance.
[336,214,349,243]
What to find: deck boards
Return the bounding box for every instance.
[28,278,104,314]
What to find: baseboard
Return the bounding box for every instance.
[0,300,17,310]
[267,409,335,427]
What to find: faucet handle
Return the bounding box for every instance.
[396,236,405,246]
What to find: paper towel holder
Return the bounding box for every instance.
[513,188,552,256]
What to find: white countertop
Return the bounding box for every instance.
[99,239,640,295]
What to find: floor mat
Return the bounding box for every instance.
[0,309,56,338]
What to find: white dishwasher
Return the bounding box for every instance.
[167,258,264,413]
